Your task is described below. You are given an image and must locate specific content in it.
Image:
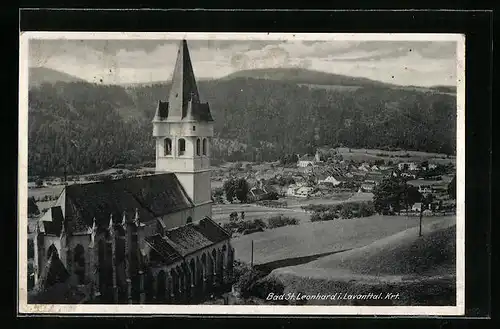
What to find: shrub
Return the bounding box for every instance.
[251,276,287,303]
[308,201,375,221]
[310,210,338,222]
[267,215,299,228]
[223,219,267,235]
[256,200,287,208]
[236,266,266,298]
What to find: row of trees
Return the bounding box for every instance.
[372,175,456,215]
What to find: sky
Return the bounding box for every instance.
[28,38,458,87]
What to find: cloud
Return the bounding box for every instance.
[28,39,458,86]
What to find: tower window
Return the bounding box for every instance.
[196,138,201,156]
[193,125,196,131]
[202,138,208,156]
[178,138,186,156]
[164,138,172,155]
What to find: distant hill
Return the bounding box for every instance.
[221,68,396,88]
[27,70,457,177]
[29,67,85,86]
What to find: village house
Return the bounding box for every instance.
[359,181,376,193]
[317,174,343,186]
[297,154,316,168]
[398,162,419,171]
[412,202,423,212]
[32,40,234,305]
[358,163,371,172]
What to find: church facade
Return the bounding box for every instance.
[32,40,234,304]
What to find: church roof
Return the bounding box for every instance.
[144,217,231,263]
[144,234,183,265]
[56,173,194,234]
[154,40,213,122]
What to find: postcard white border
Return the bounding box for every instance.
[18,32,465,316]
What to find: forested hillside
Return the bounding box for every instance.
[27,73,457,177]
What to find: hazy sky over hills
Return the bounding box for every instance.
[29,39,457,87]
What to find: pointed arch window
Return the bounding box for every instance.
[202,138,208,156]
[196,139,201,156]
[178,138,186,156]
[164,138,172,156]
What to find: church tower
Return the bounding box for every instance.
[152,40,214,217]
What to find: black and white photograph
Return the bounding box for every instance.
[18,32,465,315]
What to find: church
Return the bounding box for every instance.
[31,40,234,304]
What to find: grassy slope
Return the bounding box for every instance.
[232,215,454,265]
[270,217,456,306]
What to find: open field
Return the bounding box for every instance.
[212,203,311,225]
[28,186,64,200]
[335,147,456,165]
[232,215,454,265]
[407,176,454,186]
[269,217,456,305]
[212,191,371,225]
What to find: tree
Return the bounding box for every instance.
[235,178,250,203]
[448,175,456,200]
[372,176,405,215]
[402,185,422,214]
[35,179,44,188]
[223,178,237,203]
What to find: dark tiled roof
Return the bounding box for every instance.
[165,224,213,256]
[39,206,64,236]
[35,249,70,293]
[61,173,194,233]
[188,102,214,122]
[154,101,169,119]
[194,217,231,244]
[144,234,182,265]
[163,217,231,257]
[143,218,231,264]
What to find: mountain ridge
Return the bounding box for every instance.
[28,66,455,93]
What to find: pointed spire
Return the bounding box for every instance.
[122,211,128,230]
[108,213,114,235]
[158,39,213,122]
[134,208,140,227]
[89,217,97,248]
[167,40,200,120]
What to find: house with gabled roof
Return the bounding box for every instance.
[32,40,233,305]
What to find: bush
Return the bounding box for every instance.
[223,219,267,235]
[267,215,299,228]
[251,276,287,303]
[235,265,266,298]
[308,201,375,222]
[256,200,288,208]
[310,210,338,222]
